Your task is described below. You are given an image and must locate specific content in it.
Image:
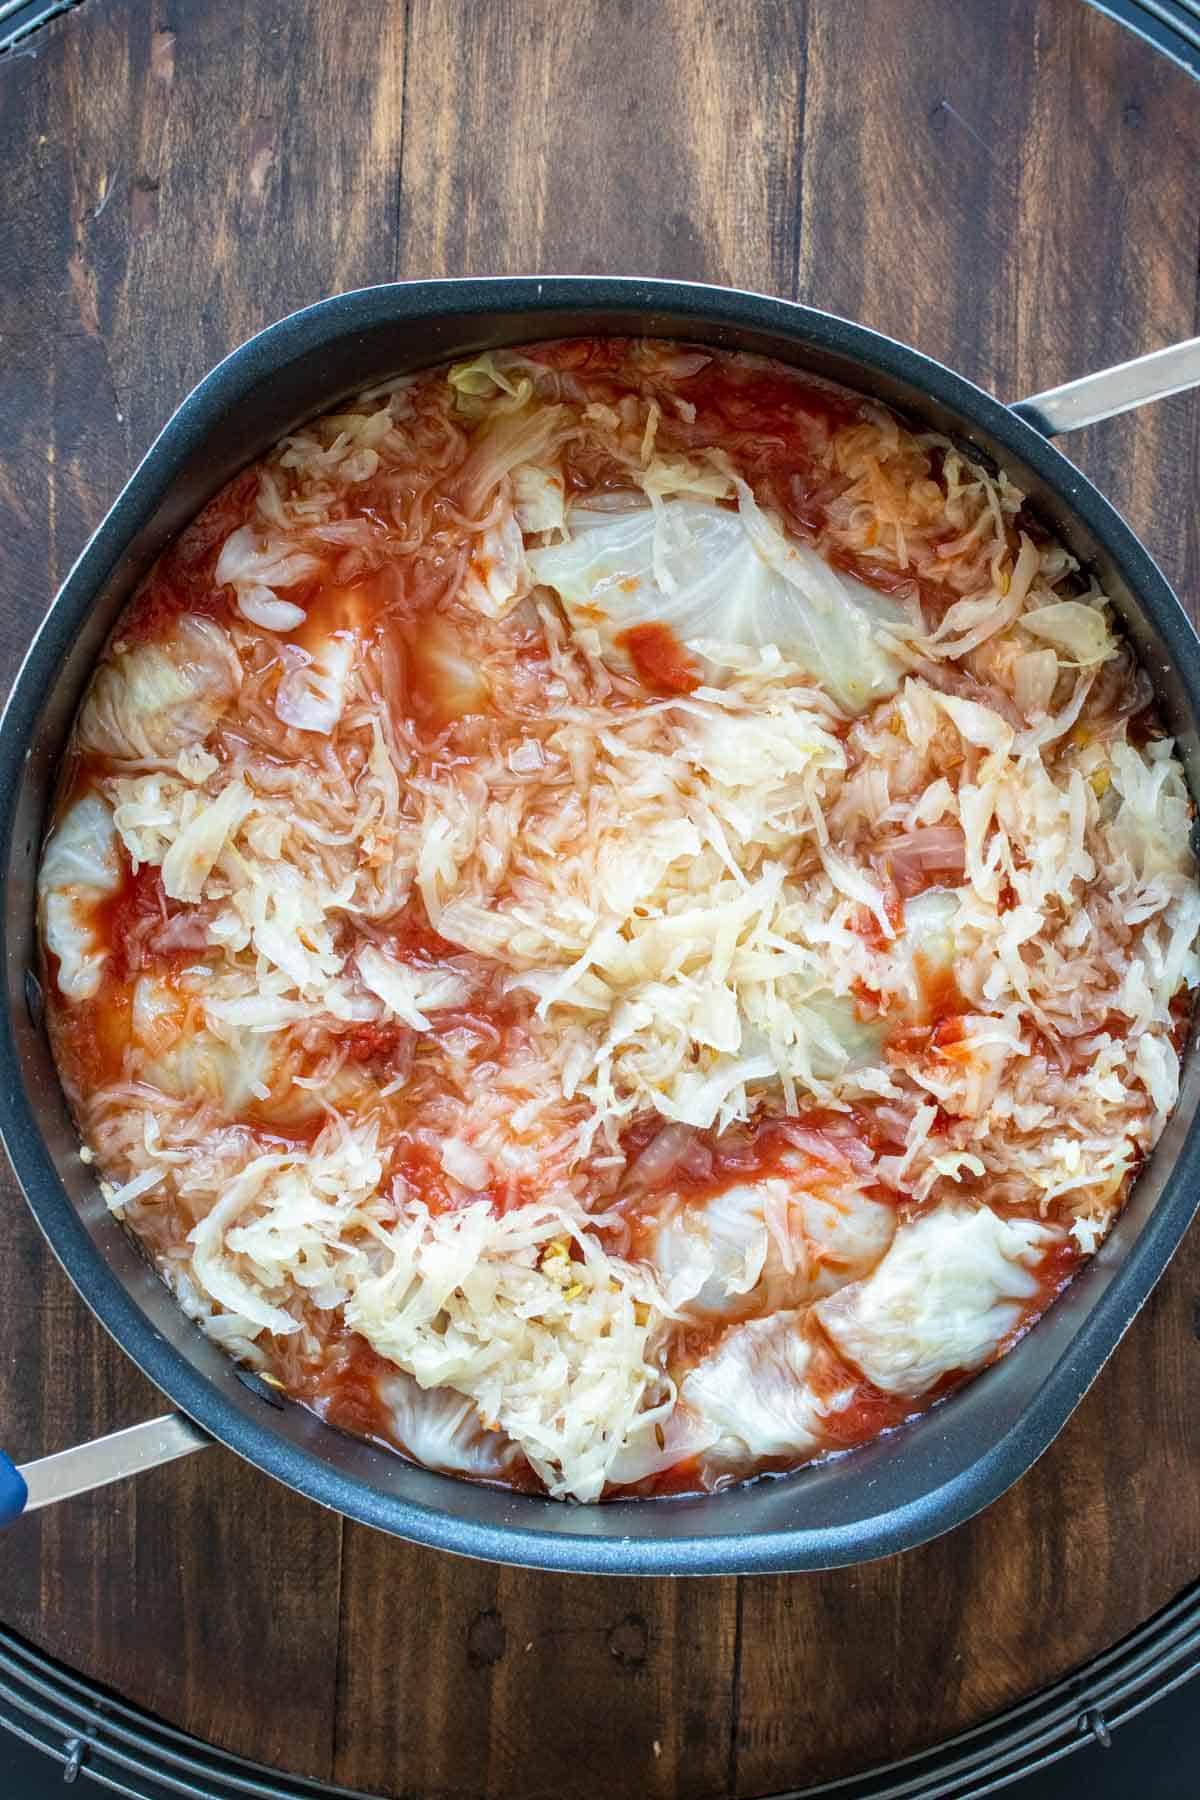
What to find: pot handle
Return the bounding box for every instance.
[1011,336,1200,437]
[0,1414,209,1524]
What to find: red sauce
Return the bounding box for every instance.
[307,1332,396,1442]
[388,1133,455,1212]
[618,1454,706,1500]
[1019,1237,1083,1323]
[384,601,500,732]
[615,621,700,694]
[915,952,966,1029]
[816,1381,922,1451]
[675,358,861,439]
[522,338,636,376]
[826,545,960,623]
[293,575,376,648]
[375,899,463,967]
[118,469,260,642]
[115,565,232,647]
[389,1125,520,1217]
[779,468,854,540]
[885,958,972,1079]
[619,1110,881,1222]
[849,889,905,951]
[1125,705,1167,752]
[46,850,205,1093]
[337,1021,412,1064]
[1170,988,1194,1056]
[50,987,133,1092]
[93,860,171,980]
[930,1014,969,1050]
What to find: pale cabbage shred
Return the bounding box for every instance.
[38,342,1200,1503]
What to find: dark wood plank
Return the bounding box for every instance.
[795,0,1034,385]
[0,0,408,1780]
[0,2,1198,1797]
[332,1532,737,1800]
[1009,0,1200,622]
[397,0,807,294]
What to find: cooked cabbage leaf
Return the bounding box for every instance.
[458,404,569,517]
[215,527,322,632]
[815,1204,1061,1396]
[78,616,240,762]
[650,1172,895,1319]
[681,1312,831,1462]
[377,1371,524,1479]
[275,632,356,735]
[1019,600,1115,667]
[513,462,566,536]
[145,1025,274,1116]
[528,495,910,712]
[38,792,123,1001]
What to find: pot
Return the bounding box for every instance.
[1,278,1198,1574]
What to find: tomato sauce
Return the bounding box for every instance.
[522,338,638,376]
[373,898,463,967]
[615,621,700,694]
[915,953,967,1030]
[307,1332,396,1442]
[617,1455,707,1500]
[620,1111,845,1199]
[816,1381,922,1452]
[93,860,170,979]
[1170,988,1194,1056]
[826,545,960,624]
[388,1134,458,1214]
[849,890,905,951]
[673,357,861,439]
[114,565,233,648]
[49,986,133,1093]
[118,471,260,643]
[44,850,177,1092]
[337,1021,412,1065]
[1014,1236,1083,1327]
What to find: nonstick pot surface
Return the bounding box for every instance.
[3,277,1199,1573]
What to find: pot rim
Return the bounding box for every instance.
[3,275,1198,1574]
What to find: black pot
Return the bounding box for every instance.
[2,277,1198,1573]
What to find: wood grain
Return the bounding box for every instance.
[0,2,1197,1796]
[397,0,807,294]
[332,1539,738,1800]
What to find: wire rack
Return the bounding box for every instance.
[0,0,82,54]
[1098,0,1200,67]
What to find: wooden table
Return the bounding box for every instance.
[1,3,1199,1795]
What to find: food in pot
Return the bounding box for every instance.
[37,340,1200,1501]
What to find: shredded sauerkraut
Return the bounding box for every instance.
[37,338,1200,1503]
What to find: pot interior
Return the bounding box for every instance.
[4,279,1199,1572]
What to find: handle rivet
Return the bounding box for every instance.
[1079,1707,1113,1749]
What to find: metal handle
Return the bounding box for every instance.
[1012,336,1200,437]
[0,1414,209,1524]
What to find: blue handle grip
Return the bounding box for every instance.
[0,1450,28,1525]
